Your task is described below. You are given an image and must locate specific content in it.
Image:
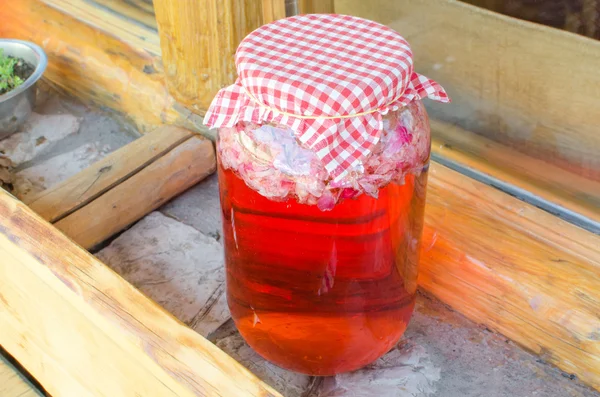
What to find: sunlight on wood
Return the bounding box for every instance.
[155,0,265,111]
[0,188,282,397]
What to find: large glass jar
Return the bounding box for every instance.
[217,101,431,375]
[204,14,449,376]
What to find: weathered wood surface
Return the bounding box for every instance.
[430,120,600,229]
[0,355,42,397]
[26,126,192,223]
[262,0,286,23]
[0,0,208,136]
[51,133,215,250]
[337,0,600,181]
[3,0,600,392]
[421,162,600,391]
[0,188,282,397]
[297,0,335,14]
[44,0,160,55]
[154,0,264,112]
[88,0,158,30]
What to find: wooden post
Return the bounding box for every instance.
[271,0,335,20]
[298,0,335,14]
[154,0,335,111]
[262,0,286,23]
[154,0,265,112]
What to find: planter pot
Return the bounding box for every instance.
[0,39,47,139]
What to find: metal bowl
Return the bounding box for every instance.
[0,39,48,139]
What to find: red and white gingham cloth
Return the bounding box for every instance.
[204,14,449,181]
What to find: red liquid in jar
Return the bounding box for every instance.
[218,162,428,376]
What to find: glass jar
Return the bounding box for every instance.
[217,101,431,375]
[205,14,448,376]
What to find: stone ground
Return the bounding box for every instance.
[0,82,137,200]
[2,87,599,397]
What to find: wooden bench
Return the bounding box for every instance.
[1,0,599,394]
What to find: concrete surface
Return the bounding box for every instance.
[205,296,599,397]
[13,142,112,200]
[96,211,230,337]
[0,113,80,166]
[216,333,313,397]
[2,87,598,397]
[392,295,597,397]
[0,82,137,200]
[161,173,223,241]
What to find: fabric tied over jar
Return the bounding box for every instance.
[204,14,449,209]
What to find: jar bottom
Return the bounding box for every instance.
[229,297,415,376]
[219,165,426,376]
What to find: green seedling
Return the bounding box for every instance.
[0,49,24,95]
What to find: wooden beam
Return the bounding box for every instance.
[42,0,160,55]
[0,0,327,135]
[54,134,215,250]
[24,126,216,250]
[0,188,282,397]
[430,120,600,230]
[421,162,600,391]
[154,0,265,112]
[336,0,600,181]
[262,0,286,23]
[86,0,158,30]
[26,126,192,223]
[297,0,335,14]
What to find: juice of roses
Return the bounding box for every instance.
[216,105,430,375]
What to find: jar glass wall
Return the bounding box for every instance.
[216,101,431,376]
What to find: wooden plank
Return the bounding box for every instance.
[154,0,264,112]
[43,0,160,55]
[429,120,600,230]
[53,135,216,250]
[26,126,192,223]
[88,0,158,30]
[0,188,282,397]
[297,0,335,14]
[420,162,600,391]
[0,355,42,397]
[0,0,208,136]
[336,0,600,180]
[262,0,286,23]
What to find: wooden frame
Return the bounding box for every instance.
[27,126,216,250]
[0,189,281,397]
[1,0,599,394]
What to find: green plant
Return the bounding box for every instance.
[0,49,24,94]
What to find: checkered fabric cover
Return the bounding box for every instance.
[204,14,449,180]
